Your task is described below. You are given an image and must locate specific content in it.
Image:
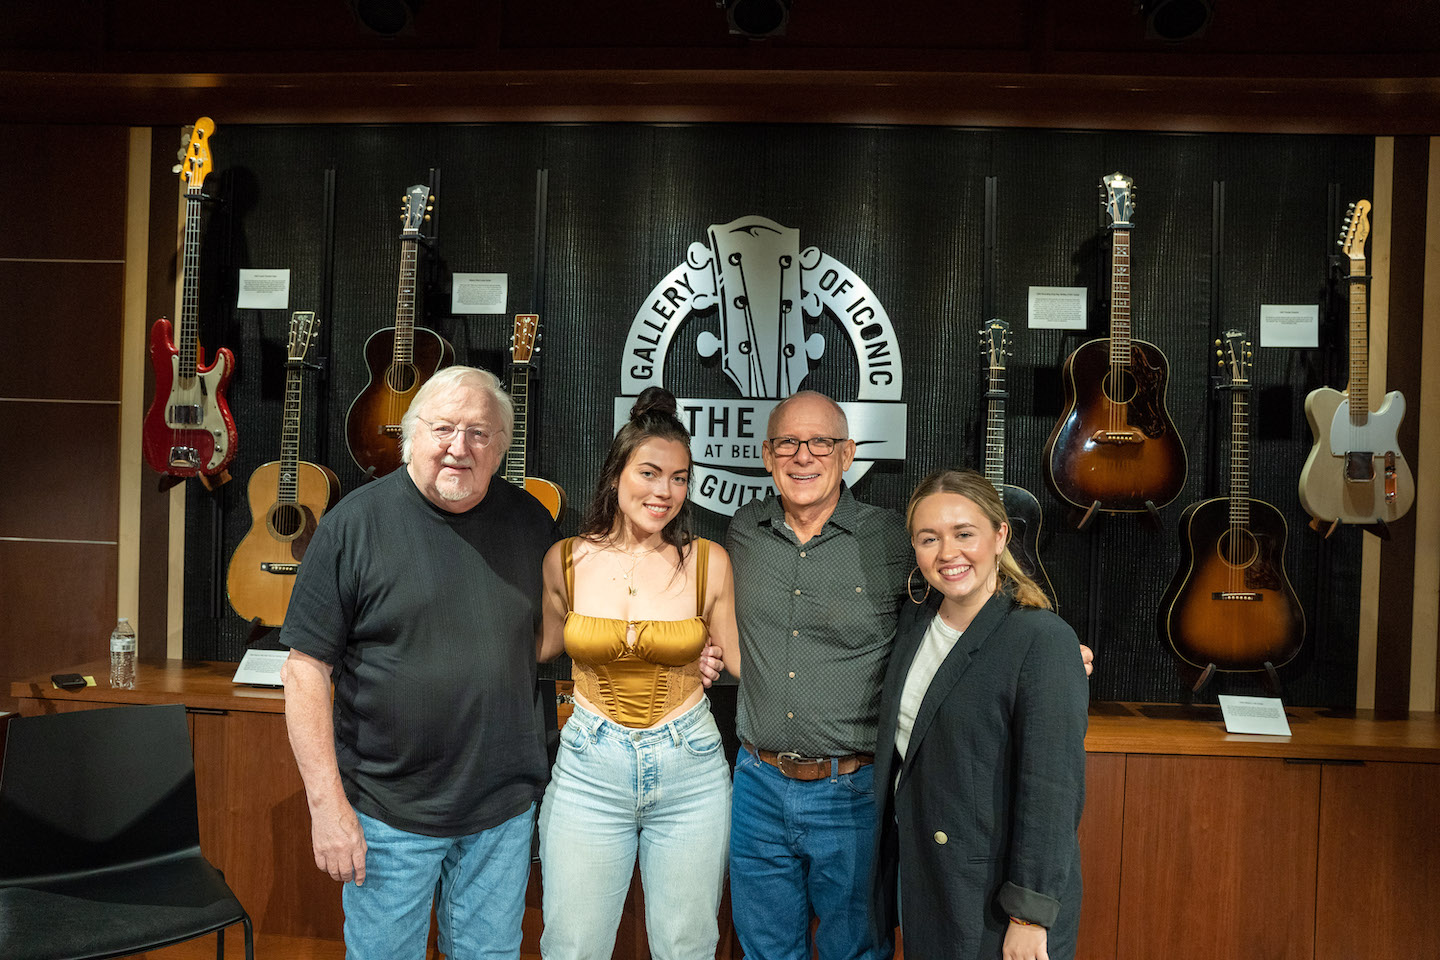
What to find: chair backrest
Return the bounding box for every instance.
[0,704,201,885]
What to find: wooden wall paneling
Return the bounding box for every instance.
[1076,753,1125,960]
[0,260,125,398]
[0,125,128,261]
[1115,755,1320,960]
[1314,760,1440,960]
[0,401,119,541]
[0,542,117,713]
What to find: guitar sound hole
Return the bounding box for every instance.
[384,364,419,393]
[1216,529,1259,569]
[1101,369,1138,405]
[270,504,304,540]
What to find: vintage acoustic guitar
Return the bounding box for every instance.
[980,319,1055,608]
[505,314,566,520]
[227,311,341,627]
[1297,200,1414,529]
[141,117,238,481]
[345,184,454,476]
[1043,172,1187,516]
[1158,331,1304,672]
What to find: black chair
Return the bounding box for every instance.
[0,703,254,960]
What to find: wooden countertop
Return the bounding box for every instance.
[12,659,287,714]
[15,661,1440,763]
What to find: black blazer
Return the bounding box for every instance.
[869,590,1088,960]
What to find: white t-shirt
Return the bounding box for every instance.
[894,613,963,767]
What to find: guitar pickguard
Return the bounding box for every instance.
[1326,392,1406,463]
[165,353,234,471]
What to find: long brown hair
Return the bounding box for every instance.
[578,386,694,565]
[905,468,1051,611]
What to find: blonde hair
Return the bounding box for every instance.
[905,468,1051,611]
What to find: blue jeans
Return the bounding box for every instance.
[538,698,731,960]
[729,748,888,960]
[343,804,535,960]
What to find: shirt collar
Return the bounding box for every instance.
[759,482,859,535]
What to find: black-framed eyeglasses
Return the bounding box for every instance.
[766,436,843,457]
[417,417,498,448]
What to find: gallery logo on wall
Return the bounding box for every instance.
[616,215,907,516]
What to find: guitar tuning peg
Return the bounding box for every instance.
[180,124,193,139]
[171,164,182,174]
[423,214,431,221]
[1214,338,1221,347]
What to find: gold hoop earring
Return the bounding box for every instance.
[906,566,931,604]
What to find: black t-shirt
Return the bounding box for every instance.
[281,468,559,837]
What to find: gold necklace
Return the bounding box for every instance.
[613,542,661,596]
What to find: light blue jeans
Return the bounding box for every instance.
[538,698,732,960]
[343,803,535,960]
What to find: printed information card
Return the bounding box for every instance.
[1218,695,1293,736]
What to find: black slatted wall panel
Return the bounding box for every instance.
[179,123,1372,707]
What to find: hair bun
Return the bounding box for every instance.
[630,386,679,422]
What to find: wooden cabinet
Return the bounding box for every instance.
[13,670,1439,959]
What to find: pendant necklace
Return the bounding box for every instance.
[617,543,659,596]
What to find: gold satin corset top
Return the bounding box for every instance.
[561,538,711,729]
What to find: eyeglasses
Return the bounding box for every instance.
[767,436,844,457]
[417,417,498,448]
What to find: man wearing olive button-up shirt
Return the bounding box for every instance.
[725,391,911,960]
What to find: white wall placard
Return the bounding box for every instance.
[236,269,291,309]
[1218,695,1293,736]
[1027,286,1088,330]
[452,273,508,315]
[1259,304,1319,348]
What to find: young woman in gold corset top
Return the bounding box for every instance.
[537,387,739,960]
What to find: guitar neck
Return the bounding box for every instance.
[984,362,1006,490]
[1228,386,1250,528]
[504,365,531,482]
[1347,255,1369,420]
[1109,227,1133,367]
[277,365,303,506]
[178,189,204,380]
[393,237,418,363]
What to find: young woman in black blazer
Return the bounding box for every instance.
[870,469,1089,960]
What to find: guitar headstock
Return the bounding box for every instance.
[1218,329,1250,388]
[982,318,1011,371]
[511,314,539,367]
[1340,199,1371,263]
[1102,171,1135,228]
[287,311,320,363]
[400,184,434,236]
[179,117,216,193]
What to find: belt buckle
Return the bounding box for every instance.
[776,751,826,779]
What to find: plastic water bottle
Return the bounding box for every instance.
[109,618,137,689]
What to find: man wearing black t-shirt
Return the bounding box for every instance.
[280,366,558,960]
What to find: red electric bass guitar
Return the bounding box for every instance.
[141,118,238,481]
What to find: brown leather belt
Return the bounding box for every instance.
[745,743,874,781]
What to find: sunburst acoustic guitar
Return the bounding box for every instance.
[345,184,454,477]
[227,311,341,627]
[1297,200,1414,532]
[1043,172,1187,522]
[1157,330,1304,675]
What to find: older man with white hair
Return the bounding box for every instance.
[281,365,558,960]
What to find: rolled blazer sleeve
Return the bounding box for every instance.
[997,614,1089,927]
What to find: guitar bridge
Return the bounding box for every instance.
[1385,452,1398,502]
[1343,450,1375,483]
[260,563,300,575]
[1211,592,1262,601]
[379,424,402,438]
[1091,429,1143,445]
[168,446,200,468]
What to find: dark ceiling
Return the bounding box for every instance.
[2,1,1438,131]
